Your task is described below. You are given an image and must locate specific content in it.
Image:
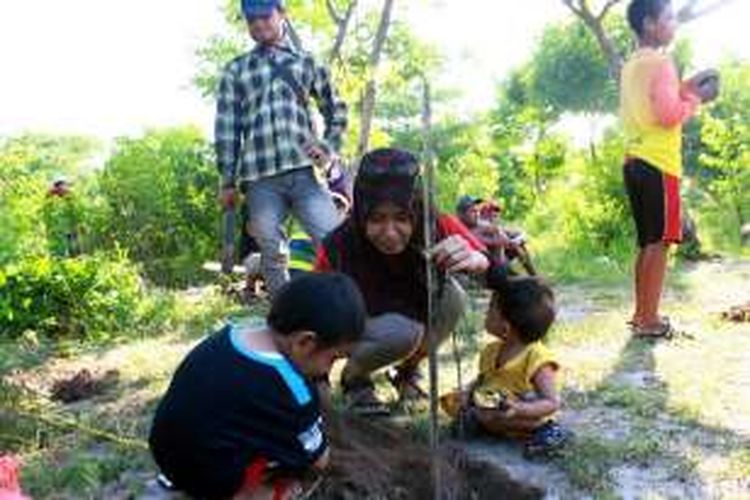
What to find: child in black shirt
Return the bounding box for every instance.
[149,273,366,499]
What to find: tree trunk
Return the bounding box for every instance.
[586,16,623,80]
[356,0,395,159]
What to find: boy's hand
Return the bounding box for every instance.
[501,398,522,418]
[483,225,511,248]
[313,448,330,471]
[476,399,524,422]
[688,69,720,104]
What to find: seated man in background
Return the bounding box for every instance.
[456,195,528,270]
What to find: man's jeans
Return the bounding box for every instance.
[245,167,339,296]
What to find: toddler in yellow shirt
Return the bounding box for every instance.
[442,269,569,458]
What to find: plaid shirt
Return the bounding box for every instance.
[215,39,348,185]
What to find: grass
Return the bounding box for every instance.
[546,259,750,496]
[0,285,248,499]
[2,259,750,498]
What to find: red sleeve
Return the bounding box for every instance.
[650,59,700,128]
[437,214,487,252]
[313,247,333,272]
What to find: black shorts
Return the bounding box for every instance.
[623,158,682,248]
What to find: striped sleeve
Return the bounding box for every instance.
[311,60,348,154]
[215,61,244,186]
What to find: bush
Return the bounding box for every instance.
[0,253,150,341]
[0,134,101,265]
[95,127,219,287]
[524,135,634,280]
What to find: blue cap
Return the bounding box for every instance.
[456,195,483,214]
[242,0,283,18]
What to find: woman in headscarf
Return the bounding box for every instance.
[315,148,490,415]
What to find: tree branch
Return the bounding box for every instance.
[326,0,343,25]
[561,0,585,18]
[561,0,624,80]
[598,0,625,22]
[329,0,358,63]
[357,0,395,158]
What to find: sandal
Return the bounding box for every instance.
[631,321,676,340]
[627,315,669,328]
[387,367,428,402]
[341,377,390,416]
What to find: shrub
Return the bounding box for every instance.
[0,253,149,341]
[96,127,219,286]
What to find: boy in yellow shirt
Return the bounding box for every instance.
[621,0,719,338]
[441,270,568,458]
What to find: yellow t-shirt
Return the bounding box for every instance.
[620,48,698,178]
[476,340,559,402]
[439,340,559,420]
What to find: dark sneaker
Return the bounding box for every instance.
[387,367,428,402]
[524,420,571,458]
[342,378,390,416]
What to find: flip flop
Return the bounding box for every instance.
[632,321,676,340]
[627,316,670,327]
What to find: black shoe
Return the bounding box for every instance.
[524,420,571,458]
[387,366,428,402]
[342,377,390,416]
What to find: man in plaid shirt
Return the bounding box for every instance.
[217,0,348,296]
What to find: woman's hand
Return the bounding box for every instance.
[430,235,489,274]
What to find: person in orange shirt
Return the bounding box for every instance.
[621,0,719,338]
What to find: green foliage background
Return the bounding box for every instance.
[2,7,750,346]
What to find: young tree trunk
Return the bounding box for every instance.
[356,0,395,159]
[419,76,443,499]
[421,77,435,168]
